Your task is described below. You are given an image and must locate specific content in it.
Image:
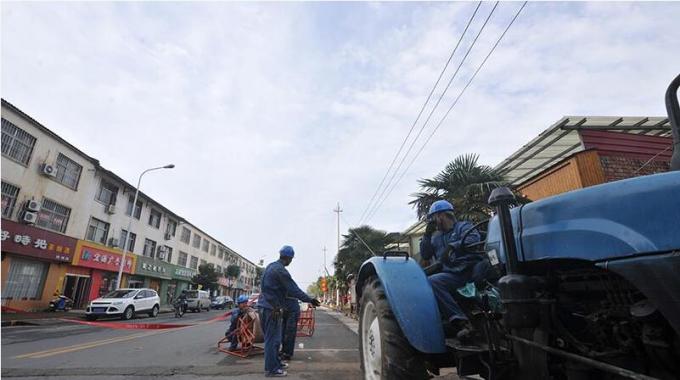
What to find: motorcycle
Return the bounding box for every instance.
[173,299,187,318]
[48,295,74,312]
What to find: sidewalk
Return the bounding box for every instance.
[1,306,175,327]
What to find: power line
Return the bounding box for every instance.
[356,2,483,226]
[340,214,377,256]
[364,1,503,223]
[365,1,528,223]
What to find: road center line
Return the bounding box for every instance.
[14,323,197,359]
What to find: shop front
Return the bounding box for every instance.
[135,256,174,306]
[1,219,76,311]
[71,240,137,305]
[217,277,229,297]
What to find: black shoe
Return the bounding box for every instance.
[448,319,472,342]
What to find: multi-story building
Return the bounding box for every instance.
[1,99,258,311]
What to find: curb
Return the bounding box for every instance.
[1,308,176,327]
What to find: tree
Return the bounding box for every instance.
[192,263,219,292]
[409,153,526,222]
[226,264,241,279]
[254,266,264,287]
[333,226,396,282]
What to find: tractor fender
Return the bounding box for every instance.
[356,256,446,354]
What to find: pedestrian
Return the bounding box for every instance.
[420,200,486,340]
[346,273,357,317]
[280,296,301,361]
[258,245,321,377]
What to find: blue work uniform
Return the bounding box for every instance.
[226,307,248,349]
[421,221,484,322]
[258,260,313,374]
[281,297,301,358]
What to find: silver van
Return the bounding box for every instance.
[186,289,211,312]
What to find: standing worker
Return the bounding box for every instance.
[258,245,321,377]
[280,295,301,361]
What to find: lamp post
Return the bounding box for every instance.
[115,164,175,289]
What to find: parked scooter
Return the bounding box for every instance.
[48,295,74,312]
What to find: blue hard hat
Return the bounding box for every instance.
[237,295,249,304]
[279,245,295,257]
[427,200,455,218]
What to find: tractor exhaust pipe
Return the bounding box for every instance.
[666,73,680,171]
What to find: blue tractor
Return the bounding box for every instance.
[356,74,680,380]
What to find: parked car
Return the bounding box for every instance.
[186,289,211,312]
[247,293,260,307]
[211,296,233,310]
[85,288,160,321]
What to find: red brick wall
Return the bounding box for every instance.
[599,154,670,182]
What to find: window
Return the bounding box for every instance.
[96,179,118,205]
[216,265,222,273]
[126,196,142,219]
[148,209,161,229]
[120,229,136,252]
[36,198,71,233]
[200,259,207,267]
[189,256,198,270]
[54,153,82,190]
[210,244,216,256]
[2,258,48,299]
[202,239,209,253]
[1,182,20,218]
[166,219,177,236]
[163,246,173,263]
[2,118,36,165]
[143,238,157,258]
[192,234,201,249]
[218,247,224,259]
[85,217,110,244]
[178,251,188,267]
[180,227,191,244]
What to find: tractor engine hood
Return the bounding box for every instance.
[486,171,680,263]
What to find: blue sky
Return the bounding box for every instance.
[2,2,679,286]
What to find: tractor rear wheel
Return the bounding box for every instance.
[359,276,428,380]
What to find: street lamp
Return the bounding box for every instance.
[115,164,175,289]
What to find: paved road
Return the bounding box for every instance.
[2,308,360,379]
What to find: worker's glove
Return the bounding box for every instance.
[425,221,437,236]
[311,298,321,308]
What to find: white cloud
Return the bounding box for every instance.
[2,2,679,284]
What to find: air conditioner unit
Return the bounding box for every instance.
[22,211,37,224]
[40,163,56,177]
[108,237,120,248]
[164,232,172,240]
[105,204,116,214]
[26,200,41,212]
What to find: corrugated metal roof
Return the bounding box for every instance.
[494,116,672,185]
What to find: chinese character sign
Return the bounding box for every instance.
[1,220,75,262]
[73,241,135,274]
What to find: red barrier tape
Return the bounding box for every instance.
[1,306,30,314]
[59,319,190,329]
[57,310,234,330]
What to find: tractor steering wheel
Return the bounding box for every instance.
[458,220,489,254]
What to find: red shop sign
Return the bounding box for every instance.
[72,240,136,274]
[0,219,75,262]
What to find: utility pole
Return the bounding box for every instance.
[333,202,343,308]
[322,246,328,275]
[333,202,343,260]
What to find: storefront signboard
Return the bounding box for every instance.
[172,267,196,281]
[135,256,173,280]
[0,219,75,262]
[72,240,136,274]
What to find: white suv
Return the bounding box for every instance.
[85,288,160,321]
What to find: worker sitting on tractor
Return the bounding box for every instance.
[420,200,486,340]
[226,295,257,350]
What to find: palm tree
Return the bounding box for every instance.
[409,153,524,222]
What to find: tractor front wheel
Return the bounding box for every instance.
[359,277,428,380]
